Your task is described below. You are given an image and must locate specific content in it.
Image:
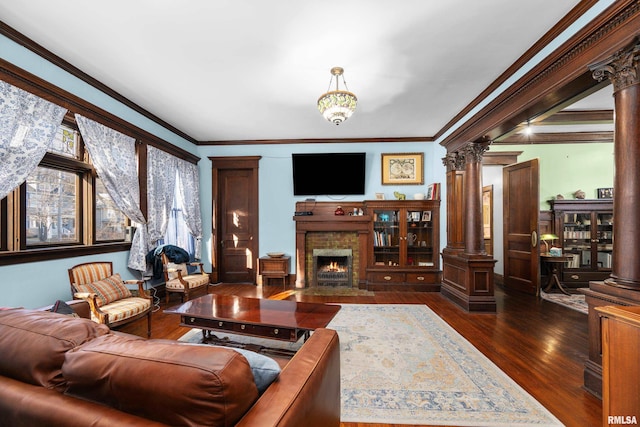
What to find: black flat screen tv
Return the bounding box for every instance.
[292,152,366,196]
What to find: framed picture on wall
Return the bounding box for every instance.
[381,152,424,185]
[597,187,613,199]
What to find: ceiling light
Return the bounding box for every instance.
[524,119,533,136]
[317,67,357,125]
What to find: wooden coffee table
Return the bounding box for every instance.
[165,294,340,354]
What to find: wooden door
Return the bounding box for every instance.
[210,156,260,283]
[503,159,540,294]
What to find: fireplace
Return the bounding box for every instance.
[312,249,352,287]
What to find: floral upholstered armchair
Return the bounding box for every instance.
[67,261,152,337]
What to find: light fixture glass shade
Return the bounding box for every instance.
[317,67,357,125]
[317,90,358,125]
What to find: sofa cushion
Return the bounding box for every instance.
[0,309,110,391]
[63,333,259,427]
[174,342,281,394]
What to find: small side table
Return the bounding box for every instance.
[540,254,572,295]
[259,256,290,289]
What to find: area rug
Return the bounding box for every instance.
[178,304,562,426]
[329,304,563,426]
[540,291,588,314]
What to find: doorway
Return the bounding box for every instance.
[210,156,261,284]
[503,159,540,295]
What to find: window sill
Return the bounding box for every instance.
[0,242,132,266]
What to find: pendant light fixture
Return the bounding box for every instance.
[317,67,357,125]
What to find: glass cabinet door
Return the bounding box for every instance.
[372,209,400,267]
[562,212,592,269]
[405,209,435,267]
[596,212,613,270]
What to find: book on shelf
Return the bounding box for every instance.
[426,183,440,200]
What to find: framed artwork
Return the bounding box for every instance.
[597,187,613,199]
[422,210,432,222]
[375,192,385,200]
[381,152,424,185]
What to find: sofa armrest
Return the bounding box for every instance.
[236,328,341,427]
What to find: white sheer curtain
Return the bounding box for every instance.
[0,81,67,199]
[75,114,148,272]
[176,160,203,259]
[146,145,177,251]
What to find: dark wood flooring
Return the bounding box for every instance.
[120,284,601,427]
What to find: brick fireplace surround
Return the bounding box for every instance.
[294,202,369,288]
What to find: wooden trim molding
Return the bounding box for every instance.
[440,0,640,152]
[0,57,200,164]
[0,21,197,145]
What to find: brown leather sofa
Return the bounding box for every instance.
[0,301,340,427]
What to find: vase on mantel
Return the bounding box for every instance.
[334,206,345,216]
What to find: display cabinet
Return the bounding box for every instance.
[550,199,613,288]
[366,200,441,291]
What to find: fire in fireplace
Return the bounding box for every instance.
[312,249,353,287]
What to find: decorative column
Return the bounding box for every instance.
[462,142,489,255]
[580,39,640,398]
[592,41,640,291]
[441,142,496,312]
[442,152,466,253]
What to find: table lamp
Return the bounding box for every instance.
[540,233,559,255]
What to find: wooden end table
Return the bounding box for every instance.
[259,256,290,288]
[165,293,340,356]
[541,254,572,295]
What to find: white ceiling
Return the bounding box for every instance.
[0,0,596,142]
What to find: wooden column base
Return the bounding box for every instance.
[441,250,497,312]
[580,281,640,398]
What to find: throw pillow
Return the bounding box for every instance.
[88,274,132,307]
[50,300,78,317]
[213,345,281,394]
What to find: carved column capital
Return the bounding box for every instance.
[591,39,640,92]
[442,152,465,172]
[462,142,490,165]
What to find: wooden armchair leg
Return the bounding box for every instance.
[146,311,152,338]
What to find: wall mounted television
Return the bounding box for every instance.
[292,152,366,196]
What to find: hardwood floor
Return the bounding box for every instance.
[120,284,601,427]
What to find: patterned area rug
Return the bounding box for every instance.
[179,304,562,426]
[330,304,563,426]
[540,291,588,314]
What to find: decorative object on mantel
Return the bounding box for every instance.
[573,189,586,199]
[393,191,406,200]
[375,193,385,200]
[556,194,565,200]
[334,206,345,216]
[317,67,357,125]
[413,193,425,200]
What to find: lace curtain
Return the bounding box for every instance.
[0,81,67,200]
[75,114,148,272]
[176,160,203,259]
[146,145,177,251]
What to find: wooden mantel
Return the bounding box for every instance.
[293,201,370,288]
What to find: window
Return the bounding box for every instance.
[95,177,127,242]
[4,120,131,255]
[25,166,78,246]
